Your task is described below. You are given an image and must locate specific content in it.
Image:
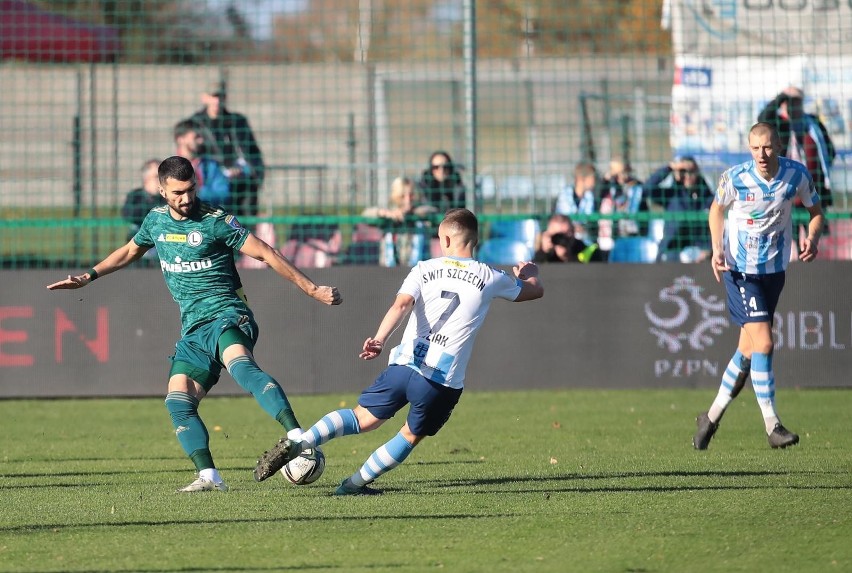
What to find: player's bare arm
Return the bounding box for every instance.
[512,261,544,302]
[708,201,729,282]
[46,240,149,290]
[799,203,825,263]
[239,232,342,306]
[359,294,415,360]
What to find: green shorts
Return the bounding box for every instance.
[169,313,259,391]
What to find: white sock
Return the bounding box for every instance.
[750,352,778,435]
[708,392,732,424]
[199,467,223,483]
[287,427,304,441]
[763,416,780,434]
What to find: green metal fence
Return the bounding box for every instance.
[1,0,850,267]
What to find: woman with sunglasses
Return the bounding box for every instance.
[417,150,467,213]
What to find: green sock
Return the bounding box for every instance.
[227,355,300,431]
[165,391,213,469]
[276,409,301,433]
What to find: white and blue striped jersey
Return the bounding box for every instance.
[554,185,596,217]
[715,157,817,275]
[388,256,523,389]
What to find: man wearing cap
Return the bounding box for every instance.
[188,80,265,220]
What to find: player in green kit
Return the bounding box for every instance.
[47,156,342,492]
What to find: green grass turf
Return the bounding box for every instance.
[1,389,850,573]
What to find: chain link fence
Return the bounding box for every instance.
[1,0,850,267]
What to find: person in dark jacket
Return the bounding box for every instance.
[121,158,165,240]
[643,156,714,258]
[417,150,466,212]
[188,80,265,220]
[758,86,835,210]
[121,158,165,265]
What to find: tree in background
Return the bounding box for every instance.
[37,0,671,63]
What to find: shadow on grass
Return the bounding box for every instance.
[420,469,852,495]
[0,501,489,534]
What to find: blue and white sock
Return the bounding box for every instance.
[297,409,360,452]
[750,352,779,433]
[349,432,415,487]
[708,350,746,422]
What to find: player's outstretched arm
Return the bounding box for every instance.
[239,233,342,306]
[46,240,149,290]
[512,261,544,302]
[359,294,415,360]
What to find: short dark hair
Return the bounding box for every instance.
[429,150,453,169]
[140,158,161,171]
[158,155,195,185]
[173,119,200,141]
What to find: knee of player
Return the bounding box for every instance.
[353,405,385,433]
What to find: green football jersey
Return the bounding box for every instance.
[135,203,252,336]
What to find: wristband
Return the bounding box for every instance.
[88,268,99,281]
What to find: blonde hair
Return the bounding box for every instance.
[390,176,415,207]
[749,122,781,146]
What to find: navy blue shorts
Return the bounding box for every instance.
[723,271,785,327]
[358,364,463,437]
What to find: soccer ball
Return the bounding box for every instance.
[280,447,326,485]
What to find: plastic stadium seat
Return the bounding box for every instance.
[278,239,336,268]
[489,218,541,251]
[351,223,384,243]
[477,238,534,265]
[608,237,659,263]
[819,236,852,260]
[238,222,276,269]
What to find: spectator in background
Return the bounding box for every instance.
[121,158,164,240]
[758,86,835,212]
[173,119,231,209]
[644,156,713,261]
[362,176,438,267]
[189,80,265,220]
[534,213,574,262]
[602,158,647,237]
[552,162,599,244]
[121,158,165,266]
[418,151,466,212]
[547,232,602,263]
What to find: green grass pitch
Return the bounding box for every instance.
[1,389,850,572]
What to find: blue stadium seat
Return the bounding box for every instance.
[489,218,541,251]
[477,238,534,265]
[607,237,659,263]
